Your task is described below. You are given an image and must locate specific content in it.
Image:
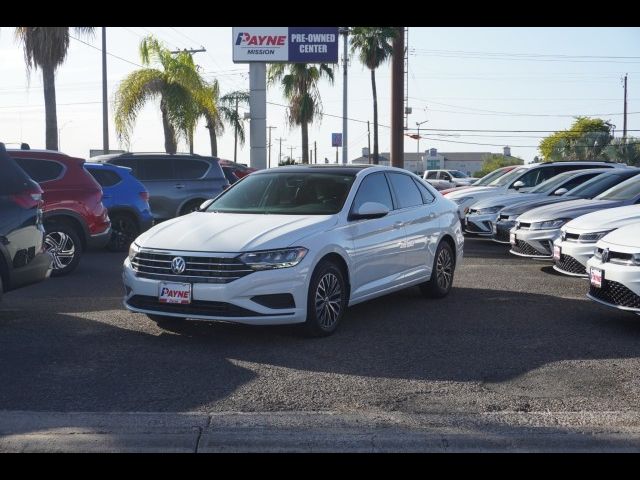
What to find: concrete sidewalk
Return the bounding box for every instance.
[2,410,640,452]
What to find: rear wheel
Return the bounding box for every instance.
[180,200,205,216]
[420,240,455,299]
[304,260,347,337]
[107,213,139,252]
[44,222,82,277]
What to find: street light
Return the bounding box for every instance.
[58,120,73,151]
[416,119,429,154]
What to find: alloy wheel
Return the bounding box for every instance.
[314,272,342,329]
[436,247,453,290]
[45,231,76,270]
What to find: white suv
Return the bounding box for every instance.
[122,165,464,336]
[423,170,475,190]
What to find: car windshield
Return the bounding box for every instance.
[528,171,577,194]
[488,167,528,187]
[473,167,513,186]
[205,172,356,215]
[449,170,467,178]
[595,175,640,201]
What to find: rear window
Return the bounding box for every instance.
[0,155,34,194]
[14,158,64,183]
[87,168,121,187]
[177,159,209,179]
[138,158,174,180]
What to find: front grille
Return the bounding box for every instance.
[589,280,640,310]
[511,239,550,256]
[495,226,511,242]
[127,295,291,318]
[596,248,634,264]
[131,250,253,284]
[555,253,587,275]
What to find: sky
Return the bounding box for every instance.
[1,27,639,166]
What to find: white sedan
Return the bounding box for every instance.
[122,165,464,336]
[587,223,640,315]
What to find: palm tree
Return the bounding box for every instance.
[350,27,397,165]
[15,27,95,150]
[114,36,204,154]
[268,63,334,164]
[604,137,640,166]
[198,81,249,158]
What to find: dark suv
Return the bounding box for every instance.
[8,147,111,276]
[90,153,229,221]
[0,143,52,299]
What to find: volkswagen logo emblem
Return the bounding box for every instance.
[171,257,186,274]
[601,248,610,264]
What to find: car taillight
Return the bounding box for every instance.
[140,191,149,201]
[10,188,42,209]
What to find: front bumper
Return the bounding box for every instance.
[464,212,498,236]
[122,257,309,325]
[552,238,595,277]
[586,258,640,314]
[493,219,516,244]
[509,227,561,259]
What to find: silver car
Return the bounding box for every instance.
[90,153,229,221]
[509,175,640,259]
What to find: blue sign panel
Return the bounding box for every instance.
[288,27,339,63]
[332,133,343,147]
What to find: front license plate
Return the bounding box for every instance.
[553,245,561,261]
[590,268,603,289]
[159,282,192,304]
[510,232,516,245]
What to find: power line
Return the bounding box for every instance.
[70,34,142,68]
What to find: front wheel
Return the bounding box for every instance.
[304,260,347,337]
[180,200,205,216]
[420,240,455,299]
[44,223,82,277]
[107,213,139,252]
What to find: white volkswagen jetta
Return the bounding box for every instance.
[122,165,464,336]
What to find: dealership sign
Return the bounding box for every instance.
[233,27,339,63]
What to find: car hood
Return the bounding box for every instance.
[517,198,622,223]
[564,204,640,233]
[135,212,338,252]
[445,185,498,198]
[471,192,541,210]
[599,224,640,249]
[500,196,577,216]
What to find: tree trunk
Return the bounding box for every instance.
[301,121,309,164]
[207,120,218,156]
[160,97,177,154]
[189,128,194,155]
[371,69,379,165]
[42,64,58,150]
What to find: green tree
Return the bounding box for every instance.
[15,27,95,150]
[473,153,524,178]
[349,27,397,165]
[199,81,249,158]
[114,36,205,154]
[268,63,335,164]
[539,117,614,161]
[603,137,640,166]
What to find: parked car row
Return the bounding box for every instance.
[443,161,640,317]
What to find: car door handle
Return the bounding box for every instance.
[174,184,185,189]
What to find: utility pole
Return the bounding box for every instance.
[390,27,405,169]
[623,73,628,141]
[233,97,239,163]
[169,47,206,54]
[289,146,295,162]
[267,126,277,168]
[314,141,317,165]
[101,27,109,154]
[276,137,284,166]
[367,120,371,164]
[340,27,349,165]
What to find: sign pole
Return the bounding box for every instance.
[249,63,267,170]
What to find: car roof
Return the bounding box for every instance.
[84,162,132,173]
[255,164,382,176]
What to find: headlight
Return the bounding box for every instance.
[531,218,570,230]
[476,206,503,215]
[128,242,140,262]
[453,196,473,205]
[239,247,308,270]
[578,230,614,243]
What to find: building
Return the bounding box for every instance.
[351,146,513,176]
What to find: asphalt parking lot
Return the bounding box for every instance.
[3,238,640,451]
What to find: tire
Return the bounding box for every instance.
[420,240,455,299]
[304,260,348,337]
[107,213,139,252]
[44,222,83,277]
[180,200,205,216]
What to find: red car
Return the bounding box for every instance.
[8,147,111,276]
[218,159,257,179]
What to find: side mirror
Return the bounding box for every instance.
[199,199,214,211]
[512,180,525,190]
[350,202,390,220]
[553,188,568,196]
